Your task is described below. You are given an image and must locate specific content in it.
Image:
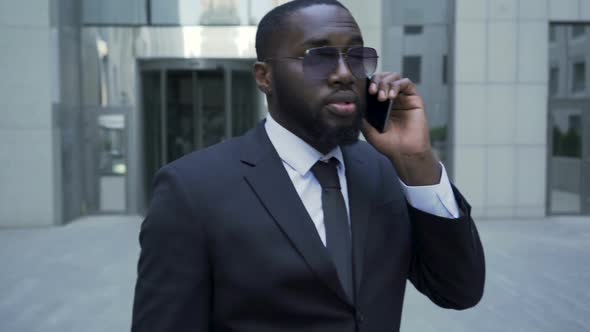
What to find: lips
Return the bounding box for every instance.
[325,92,358,117]
[326,101,357,116]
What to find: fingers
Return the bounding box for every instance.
[369,73,418,101]
[391,78,418,98]
[369,72,400,101]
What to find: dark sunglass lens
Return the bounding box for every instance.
[347,47,378,78]
[303,47,339,80]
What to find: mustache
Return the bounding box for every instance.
[323,90,359,104]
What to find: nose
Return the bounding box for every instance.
[327,54,355,87]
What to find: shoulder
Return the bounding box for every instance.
[166,136,244,178]
[152,135,248,201]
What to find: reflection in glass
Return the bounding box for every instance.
[548,24,590,215]
[550,110,583,214]
[150,0,250,26]
[553,114,582,158]
[98,114,127,175]
[141,70,162,201]
[550,67,559,96]
[232,71,257,137]
[200,0,242,25]
[140,63,258,201]
[167,71,197,162]
[199,70,227,147]
[249,0,291,25]
[87,0,292,26]
[97,113,127,212]
[572,62,586,93]
[571,25,586,39]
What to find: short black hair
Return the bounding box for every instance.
[255,0,349,61]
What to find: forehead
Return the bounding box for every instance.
[283,5,363,48]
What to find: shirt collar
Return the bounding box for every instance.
[264,113,344,176]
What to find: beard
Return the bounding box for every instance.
[309,107,362,147]
[272,71,363,150]
[275,90,362,148]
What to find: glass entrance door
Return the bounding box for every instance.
[547,24,590,216]
[140,60,260,204]
[548,100,589,215]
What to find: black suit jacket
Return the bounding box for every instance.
[131,122,485,332]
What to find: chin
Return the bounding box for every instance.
[305,104,363,148]
[315,122,361,147]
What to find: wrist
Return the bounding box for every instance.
[389,150,441,186]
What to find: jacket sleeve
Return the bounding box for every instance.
[131,165,211,331]
[407,186,486,309]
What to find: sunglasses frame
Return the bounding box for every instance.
[264,45,379,79]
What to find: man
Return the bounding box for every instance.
[131,1,485,331]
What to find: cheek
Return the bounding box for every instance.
[302,85,328,118]
[289,77,323,108]
[273,65,328,115]
[273,65,305,96]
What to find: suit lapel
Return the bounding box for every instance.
[240,123,353,306]
[342,144,376,297]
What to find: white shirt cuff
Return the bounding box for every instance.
[399,163,460,219]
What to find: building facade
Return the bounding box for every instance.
[0,0,589,227]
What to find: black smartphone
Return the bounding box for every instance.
[364,78,392,133]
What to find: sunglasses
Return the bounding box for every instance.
[265,46,379,80]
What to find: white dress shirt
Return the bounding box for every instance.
[264,114,459,246]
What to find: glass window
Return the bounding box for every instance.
[549,110,585,214]
[548,23,590,216]
[403,56,422,84]
[98,114,127,175]
[150,0,248,25]
[150,0,200,25]
[553,115,582,158]
[571,25,586,38]
[404,25,423,35]
[442,54,448,85]
[84,0,290,26]
[199,0,246,25]
[232,71,258,137]
[550,67,559,96]
[83,0,147,25]
[572,62,586,93]
[249,0,291,25]
[569,114,582,131]
[96,111,128,213]
[549,25,557,42]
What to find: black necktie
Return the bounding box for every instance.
[311,158,353,300]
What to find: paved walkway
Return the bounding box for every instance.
[1,216,589,332]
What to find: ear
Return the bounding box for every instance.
[253,61,272,96]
